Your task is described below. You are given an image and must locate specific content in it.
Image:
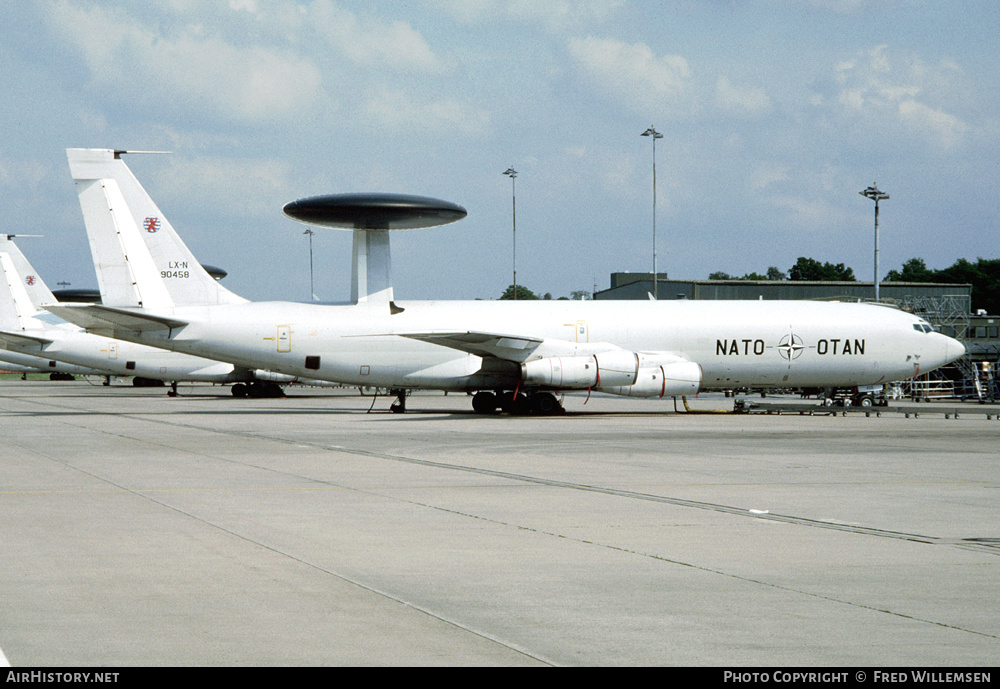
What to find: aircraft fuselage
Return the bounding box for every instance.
[124,298,960,393]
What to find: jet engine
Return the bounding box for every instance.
[521,350,639,389]
[252,369,299,383]
[602,358,702,398]
[520,350,702,397]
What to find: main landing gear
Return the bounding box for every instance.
[371,389,564,415]
[230,381,287,398]
[390,388,408,414]
[471,390,565,416]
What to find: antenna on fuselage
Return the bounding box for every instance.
[282,193,467,310]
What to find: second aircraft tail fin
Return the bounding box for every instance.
[0,235,56,331]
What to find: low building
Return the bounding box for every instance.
[595,272,971,304]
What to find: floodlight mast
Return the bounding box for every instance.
[860,184,889,302]
[303,228,316,300]
[641,126,664,299]
[503,167,518,300]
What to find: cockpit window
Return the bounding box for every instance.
[913,323,934,333]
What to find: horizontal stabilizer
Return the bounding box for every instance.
[42,303,188,335]
[0,329,53,348]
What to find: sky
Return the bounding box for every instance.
[1,0,997,303]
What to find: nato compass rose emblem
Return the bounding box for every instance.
[144,217,160,233]
[777,333,806,361]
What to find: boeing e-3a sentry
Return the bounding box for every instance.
[0,234,301,396]
[47,148,965,414]
[0,348,109,380]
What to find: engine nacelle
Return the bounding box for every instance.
[602,361,703,398]
[521,355,596,388]
[252,369,298,383]
[521,350,639,389]
[599,354,702,398]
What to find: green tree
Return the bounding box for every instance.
[788,257,856,281]
[885,257,934,282]
[499,284,539,300]
[708,267,786,281]
[886,257,1000,314]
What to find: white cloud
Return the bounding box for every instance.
[770,0,868,12]
[567,36,694,116]
[828,44,969,149]
[751,164,791,191]
[363,88,491,136]
[228,0,260,13]
[308,0,444,73]
[0,157,48,190]
[769,194,848,233]
[47,0,323,123]
[155,154,295,218]
[898,99,967,150]
[716,76,772,117]
[425,0,623,31]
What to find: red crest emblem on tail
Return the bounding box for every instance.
[144,217,160,233]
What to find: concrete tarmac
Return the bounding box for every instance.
[1,380,998,666]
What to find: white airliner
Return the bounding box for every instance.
[0,349,108,379]
[0,234,301,396]
[47,148,965,414]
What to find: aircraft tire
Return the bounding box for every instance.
[472,391,499,414]
[531,392,563,415]
[508,393,533,416]
[132,377,164,387]
[248,382,286,398]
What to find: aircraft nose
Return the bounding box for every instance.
[949,336,966,362]
[940,334,965,365]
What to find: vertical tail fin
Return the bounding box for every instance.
[0,235,57,309]
[66,149,246,309]
[0,236,55,331]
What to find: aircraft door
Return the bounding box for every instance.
[277,326,291,353]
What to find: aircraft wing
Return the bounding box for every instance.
[398,331,545,361]
[396,330,627,363]
[42,303,188,335]
[0,329,53,348]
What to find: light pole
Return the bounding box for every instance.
[860,184,889,302]
[503,167,518,300]
[641,126,664,299]
[303,228,316,300]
